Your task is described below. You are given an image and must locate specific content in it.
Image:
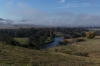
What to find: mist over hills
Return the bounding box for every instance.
[0,17,100,29]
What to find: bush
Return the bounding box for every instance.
[0,34,20,46]
[8,39,20,46]
[58,42,64,45]
[76,38,85,42]
[20,44,28,48]
[86,31,95,39]
[72,33,81,38]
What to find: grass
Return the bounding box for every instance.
[44,37,53,44]
[54,32,65,36]
[0,42,86,66]
[1,38,100,66]
[64,37,86,43]
[48,38,100,65]
[14,38,28,44]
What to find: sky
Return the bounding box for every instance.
[0,0,100,27]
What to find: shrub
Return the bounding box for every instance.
[58,42,64,45]
[20,44,28,48]
[76,38,85,42]
[8,39,20,46]
[72,33,81,38]
[86,31,95,39]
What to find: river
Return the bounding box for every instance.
[40,37,64,49]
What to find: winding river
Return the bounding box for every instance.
[41,37,64,49]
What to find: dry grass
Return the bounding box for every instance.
[95,36,100,39]
[64,37,86,43]
[64,38,74,43]
[49,39,100,66]
[1,38,100,66]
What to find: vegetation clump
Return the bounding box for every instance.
[74,52,89,57]
[86,31,95,39]
[76,38,85,42]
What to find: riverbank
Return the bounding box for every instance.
[40,37,64,49]
[44,37,54,44]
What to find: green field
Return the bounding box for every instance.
[44,37,53,44]
[14,38,28,44]
[0,38,100,66]
[14,37,53,45]
[54,32,65,36]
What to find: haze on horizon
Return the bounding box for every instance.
[0,0,100,27]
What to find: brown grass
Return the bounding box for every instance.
[64,38,74,43]
[49,39,100,66]
[95,36,100,39]
[64,37,86,43]
[1,38,100,66]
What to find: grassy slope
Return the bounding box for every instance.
[0,39,100,66]
[49,39,100,66]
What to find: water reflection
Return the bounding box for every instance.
[41,37,63,49]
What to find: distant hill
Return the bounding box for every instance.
[0,18,4,20]
[0,24,47,29]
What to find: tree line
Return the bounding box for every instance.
[0,27,89,49]
[51,27,88,38]
[0,28,54,49]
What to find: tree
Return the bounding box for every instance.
[40,35,47,44]
[0,34,11,44]
[50,29,53,39]
[86,31,95,39]
[0,34,20,46]
[28,34,40,48]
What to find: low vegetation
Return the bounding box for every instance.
[0,38,100,65]
[0,27,100,66]
[14,38,28,44]
[86,31,95,39]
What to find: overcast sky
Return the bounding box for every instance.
[0,0,100,27]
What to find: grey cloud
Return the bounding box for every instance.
[0,18,13,25]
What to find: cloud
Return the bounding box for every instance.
[0,18,13,25]
[60,3,100,8]
[3,0,100,27]
[0,18,4,21]
[59,0,65,3]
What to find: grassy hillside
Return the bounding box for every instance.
[49,39,100,66]
[0,39,100,66]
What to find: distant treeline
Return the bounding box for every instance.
[0,27,89,49]
[52,27,88,38]
[0,28,54,49]
[0,28,51,37]
[0,27,89,38]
